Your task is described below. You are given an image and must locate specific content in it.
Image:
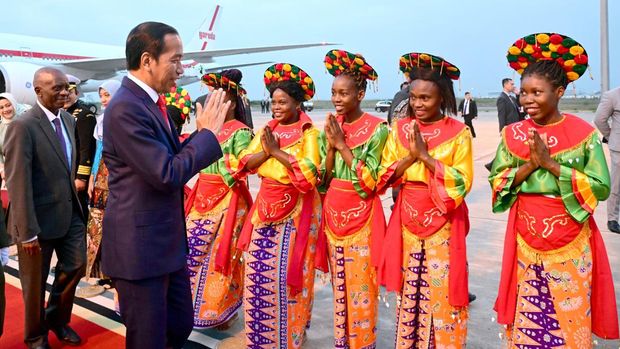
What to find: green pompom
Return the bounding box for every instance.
[551,52,560,59]
[507,55,518,62]
[562,53,574,61]
[562,38,576,48]
[524,34,536,44]
[572,64,587,75]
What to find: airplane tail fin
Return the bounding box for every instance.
[186,4,222,52]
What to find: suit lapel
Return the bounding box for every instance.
[145,102,179,151]
[123,77,179,151]
[36,105,70,171]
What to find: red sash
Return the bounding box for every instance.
[395,116,466,152]
[237,179,315,296]
[266,112,313,149]
[515,194,582,251]
[184,173,230,215]
[400,184,448,237]
[184,173,253,276]
[322,179,386,267]
[380,181,470,307]
[495,194,619,339]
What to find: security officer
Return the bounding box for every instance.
[64,75,97,220]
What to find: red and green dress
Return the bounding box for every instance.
[379,116,473,349]
[490,114,619,348]
[236,112,321,349]
[184,119,253,328]
[318,113,388,349]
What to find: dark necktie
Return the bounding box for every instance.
[52,117,69,166]
[156,96,171,132]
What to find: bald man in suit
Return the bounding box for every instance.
[4,67,86,349]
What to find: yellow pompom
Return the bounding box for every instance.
[523,45,534,54]
[283,64,292,72]
[325,63,333,70]
[564,59,576,67]
[536,33,550,44]
[419,53,430,61]
[183,107,189,114]
[304,77,312,84]
[290,73,297,79]
[519,62,528,68]
[333,50,340,57]
[517,69,524,75]
[549,43,559,52]
[508,46,521,55]
[304,94,311,100]
[265,71,273,79]
[566,71,579,81]
[542,51,552,58]
[354,57,364,66]
[181,90,187,96]
[569,45,584,56]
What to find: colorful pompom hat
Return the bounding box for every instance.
[506,33,589,82]
[200,72,246,95]
[399,52,460,81]
[323,49,378,81]
[163,86,192,120]
[263,63,315,101]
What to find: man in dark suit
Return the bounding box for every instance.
[102,22,229,349]
[458,91,478,137]
[496,78,522,131]
[64,75,97,220]
[486,78,524,171]
[4,67,86,349]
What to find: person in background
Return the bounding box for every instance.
[76,79,121,299]
[593,86,620,233]
[64,75,97,221]
[491,33,618,347]
[387,77,411,125]
[458,91,478,137]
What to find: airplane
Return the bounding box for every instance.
[0,4,333,105]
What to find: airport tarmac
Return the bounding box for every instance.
[7,109,620,348]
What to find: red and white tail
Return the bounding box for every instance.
[186,4,222,52]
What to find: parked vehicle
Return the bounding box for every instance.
[375,100,392,112]
[302,100,314,112]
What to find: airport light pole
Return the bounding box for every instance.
[601,0,609,92]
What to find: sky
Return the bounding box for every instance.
[1,0,618,101]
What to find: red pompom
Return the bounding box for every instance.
[549,34,563,45]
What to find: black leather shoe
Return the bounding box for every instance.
[608,220,620,234]
[484,161,493,172]
[468,292,477,303]
[29,344,51,349]
[50,325,82,346]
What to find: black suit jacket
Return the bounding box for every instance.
[4,104,82,243]
[458,99,478,118]
[497,92,521,131]
[102,77,222,280]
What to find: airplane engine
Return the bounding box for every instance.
[0,61,41,106]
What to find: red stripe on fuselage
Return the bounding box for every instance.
[0,49,93,61]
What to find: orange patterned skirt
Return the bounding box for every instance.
[505,224,594,348]
[186,190,248,328]
[396,223,468,348]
